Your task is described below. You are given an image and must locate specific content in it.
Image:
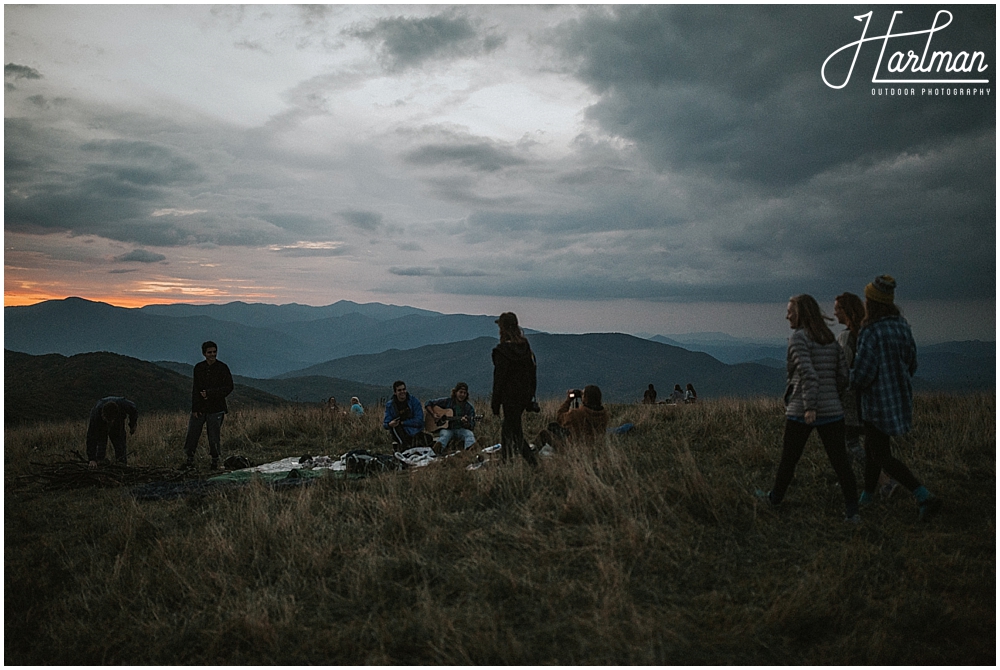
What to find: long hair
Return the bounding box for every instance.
[835,292,865,337]
[498,321,526,344]
[790,294,835,345]
[862,298,901,327]
[582,384,603,411]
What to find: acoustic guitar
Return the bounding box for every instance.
[424,406,455,433]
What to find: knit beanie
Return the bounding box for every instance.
[865,274,896,304]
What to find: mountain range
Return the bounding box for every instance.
[4,298,993,409]
[278,333,787,403]
[5,298,506,378]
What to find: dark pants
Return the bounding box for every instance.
[87,422,127,464]
[500,405,536,464]
[184,411,225,460]
[388,425,421,448]
[772,419,858,514]
[863,422,921,494]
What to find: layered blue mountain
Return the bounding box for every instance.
[5,298,992,398]
[278,333,789,403]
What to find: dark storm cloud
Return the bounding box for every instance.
[5,63,42,80]
[340,209,383,231]
[4,114,292,248]
[559,5,995,189]
[114,249,167,263]
[268,245,350,257]
[404,141,528,172]
[390,266,488,278]
[347,11,504,71]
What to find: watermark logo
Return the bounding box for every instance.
[822,10,990,89]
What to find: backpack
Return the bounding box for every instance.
[343,449,405,475]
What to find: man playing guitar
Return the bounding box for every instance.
[425,382,477,453]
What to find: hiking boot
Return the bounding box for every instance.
[211,458,220,470]
[183,456,195,469]
[918,496,943,522]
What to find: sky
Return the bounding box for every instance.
[4,4,996,343]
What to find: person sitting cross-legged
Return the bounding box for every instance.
[383,380,425,448]
[425,382,477,454]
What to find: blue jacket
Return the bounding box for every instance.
[383,393,424,437]
[851,316,917,435]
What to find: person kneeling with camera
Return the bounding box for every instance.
[537,385,610,450]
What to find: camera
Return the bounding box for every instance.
[569,388,583,409]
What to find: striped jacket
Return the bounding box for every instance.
[784,329,848,419]
[851,316,917,436]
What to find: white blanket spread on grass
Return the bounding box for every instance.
[237,444,530,474]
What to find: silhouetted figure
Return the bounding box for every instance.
[643,384,657,404]
[183,341,234,470]
[86,396,138,468]
[491,312,538,464]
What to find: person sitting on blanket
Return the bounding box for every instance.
[383,380,425,448]
[425,382,478,453]
[536,385,610,450]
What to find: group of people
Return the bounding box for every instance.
[757,275,941,523]
[326,396,365,416]
[643,383,697,404]
[87,340,236,469]
[382,312,611,462]
[83,276,943,523]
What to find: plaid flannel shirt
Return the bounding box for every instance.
[850,316,917,436]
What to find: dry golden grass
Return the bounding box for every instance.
[4,394,994,664]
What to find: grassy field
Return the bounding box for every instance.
[4,393,995,664]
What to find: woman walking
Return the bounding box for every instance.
[852,275,941,520]
[758,294,860,522]
[833,292,866,460]
[491,312,538,464]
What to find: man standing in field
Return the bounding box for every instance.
[183,340,234,469]
[86,396,138,468]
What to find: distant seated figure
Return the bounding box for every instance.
[383,380,424,448]
[326,396,340,411]
[86,396,138,468]
[643,384,657,404]
[684,384,698,404]
[670,384,685,403]
[537,385,610,450]
[349,397,364,416]
[425,382,477,453]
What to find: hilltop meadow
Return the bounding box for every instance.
[4,393,995,664]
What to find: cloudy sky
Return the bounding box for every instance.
[4,5,995,341]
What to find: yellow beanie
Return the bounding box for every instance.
[865,274,896,304]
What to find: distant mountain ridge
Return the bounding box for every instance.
[5,298,993,392]
[280,333,789,403]
[5,298,505,378]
